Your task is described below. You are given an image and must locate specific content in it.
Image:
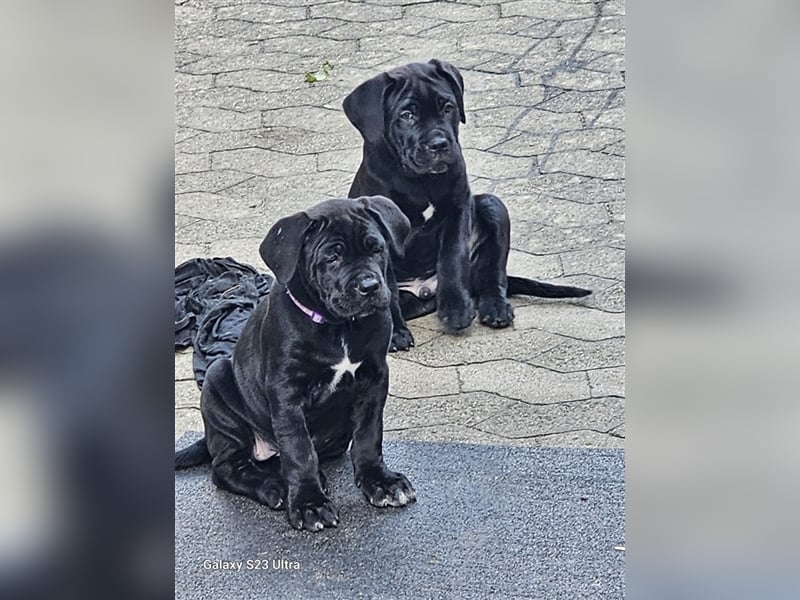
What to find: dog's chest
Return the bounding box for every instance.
[306,339,364,405]
[328,341,362,391]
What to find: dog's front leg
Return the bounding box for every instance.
[436,198,475,331]
[271,398,339,531]
[351,367,416,507]
[386,260,414,351]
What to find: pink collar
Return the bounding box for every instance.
[285,287,326,324]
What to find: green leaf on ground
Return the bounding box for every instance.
[304,60,335,84]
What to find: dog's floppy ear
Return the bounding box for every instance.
[343,72,393,144]
[259,212,312,283]
[429,59,466,124]
[359,195,411,260]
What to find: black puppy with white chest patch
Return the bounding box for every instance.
[175,197,416,531]
[344,60,591,351]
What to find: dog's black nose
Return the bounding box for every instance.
[427,136,449,154]
[357,276,381,295]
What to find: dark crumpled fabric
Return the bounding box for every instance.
[175,257,272,388]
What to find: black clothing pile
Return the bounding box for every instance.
[175,257,272,388]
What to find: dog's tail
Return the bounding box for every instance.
[175,437,212,470]
[507,276,592,298]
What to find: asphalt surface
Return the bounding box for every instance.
[175,435,624,599]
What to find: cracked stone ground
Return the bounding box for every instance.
[175,0,625,448]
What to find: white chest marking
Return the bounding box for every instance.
[330,343,362,391]
[422,202,436,222]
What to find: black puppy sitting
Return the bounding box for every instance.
[344,59,591,351]
[175,197,416,531]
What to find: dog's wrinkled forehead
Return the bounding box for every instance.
[386,64,454,109]
[305,200,376,238]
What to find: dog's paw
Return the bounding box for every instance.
[287,488,339,531]
[478,295,514,329]
[255,479,287,510]
[357,470,417,508]
[438,302,475,332]
[390,326,415,352]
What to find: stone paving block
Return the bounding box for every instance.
[588,367,625,398]
[175,72,215,93]
[176,406,203,441]
[460,360,590,404]
[551,127,625,152]
[211,147,317,176]
[321,17,442,41]
[395,327,565,368]
[384,392,515,431]
[494,172,624,204]
[506,194,611,227]
[175,349,194,382]
[205,237,264,268]
[512,303,624,341]
[406,2,500,22]
[177,105,262,133]
[488,133,555,157]
[513,109,586,134]
[470,105,531,129]
[464,86,546,110]
[460,125,521,151]
[464,149,534,179]
[511,221,624,254]
[387,358,461,399]
[359,34,457,57]
[527,337,625,373]
[501,0,598,20]
[175,379,200,409]
[426,16,542,39]
[537,89,623,114]
[175,152,211,174]
[315,147,362,173]
[516,429,624,448]
[177,52,309,77]
[561,245,625,279]
[176,192,262,221]
[541,148,624,180]
[180,35,263,58]
[175,242,210,266]
[460,70,519,92]
[261,34,355,57]
[216,3,308,24]
[215,69,315,93]
[476,396,624,439]
[587,281,625,313]
[586,105,625,129]
[506,248,563,280]
[581,51,625,73]
[310,1,402,22]
[384,423,513,446]
[175,169,255,195]
[260,105,347,131]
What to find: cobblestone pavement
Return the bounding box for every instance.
[175,0,625,448]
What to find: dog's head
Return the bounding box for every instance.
[343,59,466,177]
[259,196,410,320]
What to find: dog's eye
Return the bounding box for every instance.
[325,244,344,264]
[399,110,415,121]
[442,102,455,114]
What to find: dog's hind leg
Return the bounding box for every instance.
[200,359,286,509]
[210,451,286,510]
[471,194,514,328]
